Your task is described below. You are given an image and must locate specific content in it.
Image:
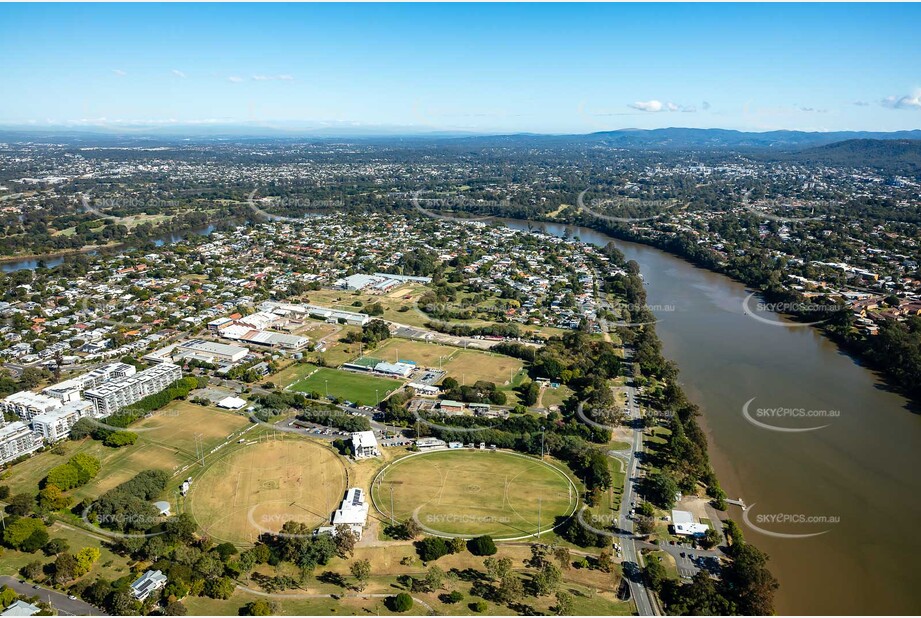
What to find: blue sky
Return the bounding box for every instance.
[1,3,919,134]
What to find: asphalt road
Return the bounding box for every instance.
[0,576,106,616]
[616,348,660,617]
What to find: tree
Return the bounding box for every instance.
[38,484,72,511]
[403,517,422,539]
[532,563,562,596]
[417,536,450,562]
[43,537,69,556]
[3,517,48,552]
[74,547,100,576]
[103,431,138,448]
[164,601,188,615]
[645,472,679,509]
[422,565,445,592]
[470,600,488,613]
[204,577,236,600]
[720,542,778,615]
[0,587,18,609]
[496,572,524,605]
[240,600,276,616]
[5,493,35,516]
[553,546,571,570]
[388,592,414,613]
[443,590,464,604]
[333,525,357,559]
[449,536,467,554]
[467,535,497,556]
[53,552,79,584]
[350,559,371,592]
[643,555,667,592]
[553,590,575,616]
[596,550,614,573]
[484,556,513,581]
[700,528,720,550]
[20,561,43,580]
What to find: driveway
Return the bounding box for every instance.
[0,576,107,616]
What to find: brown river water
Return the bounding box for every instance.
[501,219,921,615]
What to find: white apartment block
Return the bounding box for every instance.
[31,400,95,442]
[1,391,62,421]
[85,363,182,418]
[43,362,137,402]
[0,421,44,465]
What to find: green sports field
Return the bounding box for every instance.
[289,366,404,405]
[371,449,578,539]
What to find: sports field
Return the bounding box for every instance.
[371,450,577,539]
[4,400,250,503]
[189,438,347,545]
[442,349,525,386]
[368,338,526,386]
[290,366,403,405]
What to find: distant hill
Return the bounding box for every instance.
[450,128,921,150]
[784,139,921,174]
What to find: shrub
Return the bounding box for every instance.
[470,600,488,613]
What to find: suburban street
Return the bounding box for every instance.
[0,576,106,616]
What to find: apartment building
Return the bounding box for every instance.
[0,421,43,465]
[85,363,182,418]
[1,391,62,421]
[30,400,95,442]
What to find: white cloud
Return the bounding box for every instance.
[227,76,244,83]
[251,74,294,82]
[799,106,828,113]
[112,69,127,77]
[172,69,187,78]
[853,100,870,107]
[629,100,664,112]
[702,101,711,111]
[880,89,921,109]
[629,99,694,113]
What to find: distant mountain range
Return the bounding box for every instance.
[1,125,919,174]
[0,123,919,149]
[450,127,921,150]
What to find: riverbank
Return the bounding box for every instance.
[523,211,921,408]
[496,216,920,615]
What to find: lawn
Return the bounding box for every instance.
[441,349,525,387]
[265,360,320,388]
[371,450,578,539]
[370,338,457,369]
[0,521,134,583]
[188,437,347,546]
[2,401,251,505]
[289,366,404,405]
